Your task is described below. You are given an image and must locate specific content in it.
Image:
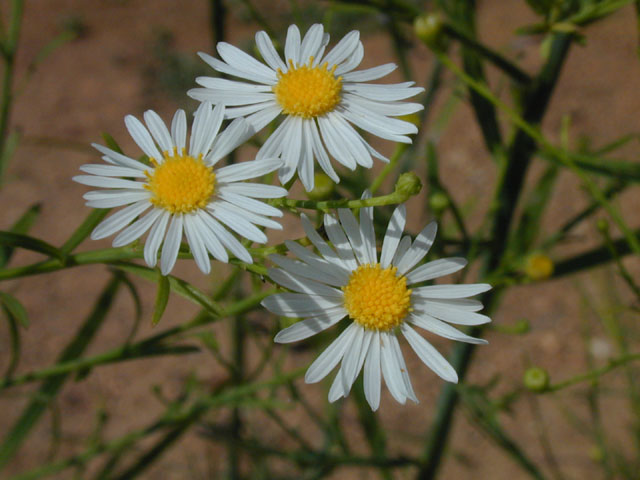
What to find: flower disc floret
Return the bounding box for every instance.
[146,152,215,214]
[273,58,342,119]
[342,264,412,331]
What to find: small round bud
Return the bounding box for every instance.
[395,172,422,198]
[429,191,449,214]
[525,253,554,281]
[414,13,447,51]
[306,173,335,201]
[514,318,531,334]
[523,367,549,393]
[596,218,609,234]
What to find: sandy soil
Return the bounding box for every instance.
[0,0,639,479]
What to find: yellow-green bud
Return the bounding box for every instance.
[588,445,604,463]
[514,318,530,334]
[395,172,422,198]
[523,367,549,393]
[414,13,447,51]
[429,191,449,214]
[596,218,609,234]
[306,173,335,201]
[525,253,554,281]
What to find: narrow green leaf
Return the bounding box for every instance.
[541,150,640,181]
[101,132,124,154]
[0,291,28,327]
[0,131,20,186]
[1,303,21,379]
[152,274,170,326]
[0,203,41,268]
[0,275,121,470]
[60,209,110,256]
[0,231,63,261]
[114,263,222,317]
[511,164,559,254]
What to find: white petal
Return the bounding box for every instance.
[317,115,357,170]
[160,214,183,275]
[284,240,349,284]
[413,302,491,326]
[380,332,407,404]
[323,30,359,67]
[380,205,406,269]
[364,331,381,411]
[199,212,251,263]
[73,175,145,190]
[273,310,345,343]
[91,143,148,170]
[334,41,363,75]
[215,158,282,183]
[391,236,412,267]
[269,254,346,287]
[207,118,252,165]
[198,51,275,84]
[208,204,267,243]
[217,191,282,217]
[243,104,282,132]
[171,110,187,152]
[256,30,286,71]
[79,164,146,178]
[410,313,488,345]
[406,257,467,284]
[396,221,438,275]
[338,102,413,143]
[338,208,367,266]
[402,323,458,383]
[217,42,277,82]
[343,93,424,117]
[183,215,211,274]
[342,63,397,82]
[307,119,339,182]
[327,111,372,168]
[84,190,150,209]
[305,323,358,383]
[144,211,170,267]
[297,119,315,191]
[344,82,424,102]
[144,110,174,153]
[91,200,150,240]
[221,182,286,198]
[268,268,343,297]
[412,284,492,299]
[299,24,324,64]
[215,201,281,230]
[124,115,162,160]
[112,208,163,247]
[359,191,376,264]
[300,213,351,274]
[284,24,301,65]
[191,212,228,262]
[324,213,358,271]
[191,102,224,157]
[389,333,418,403]
[340,326,366,395]
[262,292,344,317]
[279,116,302,185]
[414,298,484,312]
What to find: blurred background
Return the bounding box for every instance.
[0,0,639,478]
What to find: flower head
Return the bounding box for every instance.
[74,102,286,275]
[262,199,491,410]
[188,24,424,191]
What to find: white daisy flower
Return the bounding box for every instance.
[262,201,491,410]
[73,102,287,275]
[187,24,424,191]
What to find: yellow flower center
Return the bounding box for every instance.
[273,57,342,119]
[342,264,412,331]
[145,151,215,214]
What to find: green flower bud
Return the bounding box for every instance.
[414,13,447,51]
[596,218,609,234]
[395,172,422,198]
[429,191,449,214]
[514,318,530,334]
[306,173,335,201]
[523,367,549,393]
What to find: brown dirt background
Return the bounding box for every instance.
[1,0,639,479]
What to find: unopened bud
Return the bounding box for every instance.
[306,173,335,200]
[525,253,554,281]
[414,13,447,51]
[395,172,422,198]
[429,191,449,214]
[524,367,549,393]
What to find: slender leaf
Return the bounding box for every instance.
[0,231,63,261]
[0,203,40,267]
[101,132,123,154]
[1,302,21,378]
[0,291,28,327]
[60,209,110,256]
[152,274,170,326]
